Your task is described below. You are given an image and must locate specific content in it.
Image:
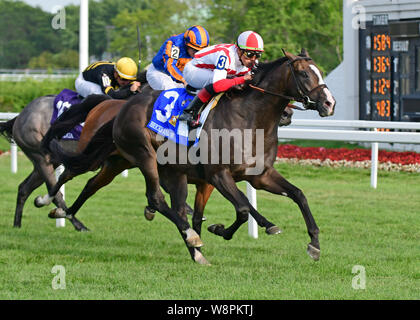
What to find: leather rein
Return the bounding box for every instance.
[249,56,328,111]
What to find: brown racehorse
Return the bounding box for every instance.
[43,49,335,264]
[39,94,293,264]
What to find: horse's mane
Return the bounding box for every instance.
[250,56,289,86]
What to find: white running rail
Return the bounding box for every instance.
[3,113,420,235]
[246,119,420,238]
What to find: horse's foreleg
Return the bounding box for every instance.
[208,169,277,240]
[250,167,320,260]
[131,150,203,249]
[14,170,44,228]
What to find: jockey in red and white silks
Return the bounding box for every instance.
[183,43,252,89]
[179,31,264,127]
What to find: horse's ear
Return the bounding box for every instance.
[282,49,297,61]
[300,48,309,57]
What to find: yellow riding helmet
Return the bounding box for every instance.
[114,57,137,80]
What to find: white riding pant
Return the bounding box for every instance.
[183,63,214,89]
[75,73,103,98]
[146,64,184,90]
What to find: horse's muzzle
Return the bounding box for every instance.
[318,99,335,117]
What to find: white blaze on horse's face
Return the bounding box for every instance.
[309,65,336,115]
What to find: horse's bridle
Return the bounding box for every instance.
[249,56,328,110]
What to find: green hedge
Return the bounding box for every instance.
[0,77,76,112]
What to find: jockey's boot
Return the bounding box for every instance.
[178,95,204,128]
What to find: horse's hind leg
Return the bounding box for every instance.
[13,170,44,228]
[208,169,277,240]
[250,167,320,260]
[192,182,214,236]
[34,166,74,208]
[122,145,202,248]
[189,182,214,265]
[26,154,78,226]
[50,156,131,231]
[161,171,210,265]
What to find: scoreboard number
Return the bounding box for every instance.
[371,32,392,121]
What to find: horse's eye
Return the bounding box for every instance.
[301,71,309,79]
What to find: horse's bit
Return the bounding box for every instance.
[249,56,328,110]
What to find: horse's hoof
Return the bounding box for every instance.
[74,223,90,232]
[184,228,203,248]
[307,244,320,261]
[34,196,45,208]
[48,208,66,219]
[266,225,282,235]
[144,206,155,221]
[193,249,211,266]
[207,224,224,235]
[70,218,90,232]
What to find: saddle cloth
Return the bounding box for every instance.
[147,88,222,146]
[51,89,83,140]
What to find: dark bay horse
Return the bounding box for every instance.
[38,96,292,230]
[45,49,335,263]
[40,96,293,265]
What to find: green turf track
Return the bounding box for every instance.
[0,154,418,299]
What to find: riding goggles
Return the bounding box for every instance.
[243,51,262,59]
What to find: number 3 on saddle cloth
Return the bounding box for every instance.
[51,89,84,140]
[147,87,223,146]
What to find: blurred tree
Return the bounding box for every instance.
[0,0,60,68]
[0,0,342,73]
[111,0,190,66]
[28,50,79,69]
[205,0,343,73]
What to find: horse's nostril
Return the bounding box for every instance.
[325,101,332,107]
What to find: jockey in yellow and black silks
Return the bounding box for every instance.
[75,57,141,99]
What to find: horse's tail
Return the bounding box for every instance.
[41,94,111,154]
[0,117,17,142]
[49,118,116,175]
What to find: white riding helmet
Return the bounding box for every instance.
[237,31,264,52]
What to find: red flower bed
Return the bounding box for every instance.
[277,144,420,165]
